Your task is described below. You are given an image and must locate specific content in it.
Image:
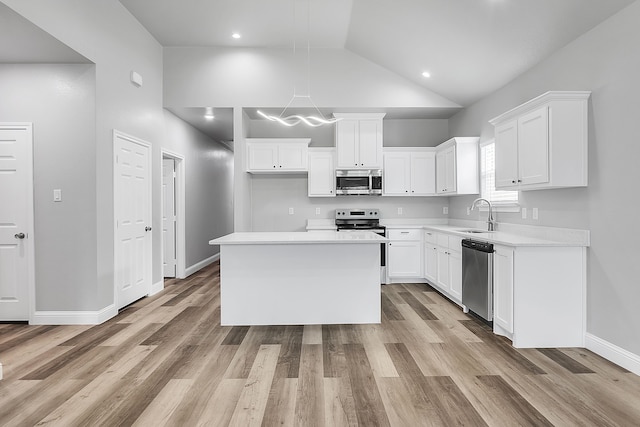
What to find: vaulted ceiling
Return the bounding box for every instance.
[120,0,635,106]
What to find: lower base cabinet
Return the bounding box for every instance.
[493,245,514,334]
[493,245,585,348]
[423,231,438,283]
[387,229,423,281]
[433,234,463,303]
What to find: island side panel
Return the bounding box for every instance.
[219,243,381,325]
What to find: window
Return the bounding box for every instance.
[480,140,518,206]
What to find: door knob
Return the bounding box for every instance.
[145,226,152,232]
[15,232,25,239]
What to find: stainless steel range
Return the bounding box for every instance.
[335,208,386,282]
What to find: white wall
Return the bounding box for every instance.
[449,1,640,356]
[0,64,96,310]
[162,110,234,267]
[2,0,164,310]
[164,47,461,109]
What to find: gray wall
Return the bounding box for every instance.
[3,0,164,310]
[162,110,234,267]
[0,64,96,310]
[449,1,640,355]
[384,119,449,147]
[164,46,461,231]
[251,175,448,231]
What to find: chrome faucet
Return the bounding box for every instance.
[470,198,496,231]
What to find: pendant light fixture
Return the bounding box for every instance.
[257,0,340,127]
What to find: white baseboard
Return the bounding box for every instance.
[185,253,219,277]
[585,333,640,376]
[150,280,164,296]
[31,304,117,325]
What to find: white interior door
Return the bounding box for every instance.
[114,131,152,309]
[162,158,176,278]
[0,124,33,321]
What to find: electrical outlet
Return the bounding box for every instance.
[443,206,449,215]
[521,207,527,219]
[53,189,62,202]
[397,207,403,215]
[532,208,539,220]
[288,207,294,215]
[315,207,321,216]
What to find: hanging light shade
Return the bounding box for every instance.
[258,0,340,127]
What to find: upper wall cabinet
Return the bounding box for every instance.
[334,113,385,169]
[383,148,436,196]
[489,91,590,191]
[246,138,310,173]
[435,137,479,195]
[308,148,336,197]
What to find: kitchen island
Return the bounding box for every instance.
[209,231,387,326]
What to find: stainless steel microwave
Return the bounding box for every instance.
[335,169,383,195]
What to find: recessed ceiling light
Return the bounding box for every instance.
[422,71,431,78]
[232,33,241,39]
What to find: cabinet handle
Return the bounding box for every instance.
[512,180,516,184]
[517,179,522,183]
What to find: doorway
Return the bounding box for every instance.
[161,149,186,279]
[0,123,35,321]
[113,130,152,309]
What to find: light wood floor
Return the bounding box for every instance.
[1,262,639,426]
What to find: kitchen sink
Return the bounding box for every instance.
[460,229,493,234]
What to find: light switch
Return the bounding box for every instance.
[443,206,449,215]
[521,207,527,219]
[53,189,62,202]
[288,207,294,215]
[532,208,539,220]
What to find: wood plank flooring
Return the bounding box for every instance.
[1,261,640,426]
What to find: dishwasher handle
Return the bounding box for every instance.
[461,239,494,253]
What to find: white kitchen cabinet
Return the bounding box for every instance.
[435,137,479,195]
[492,245,586,348]
[383,148,436,196]
[489,91,590,191]
[308,148,335,197]
[493,245,514,334]
[387,229,422,280]
[246,138,310,173]
[434,233,463,302]
[334,113,385,169]
[423,231,438,282]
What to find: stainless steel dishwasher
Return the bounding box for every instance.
[461,239,494,322]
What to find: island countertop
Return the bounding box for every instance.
[209,231,387,245]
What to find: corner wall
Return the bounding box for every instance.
[162,110,234,268]
[0,64,96,310]
[448,1,640,359]
[2,0,164,311]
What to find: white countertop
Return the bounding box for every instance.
[307,218,589,247]
[210,231,388,245]
[403,223,586,247]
